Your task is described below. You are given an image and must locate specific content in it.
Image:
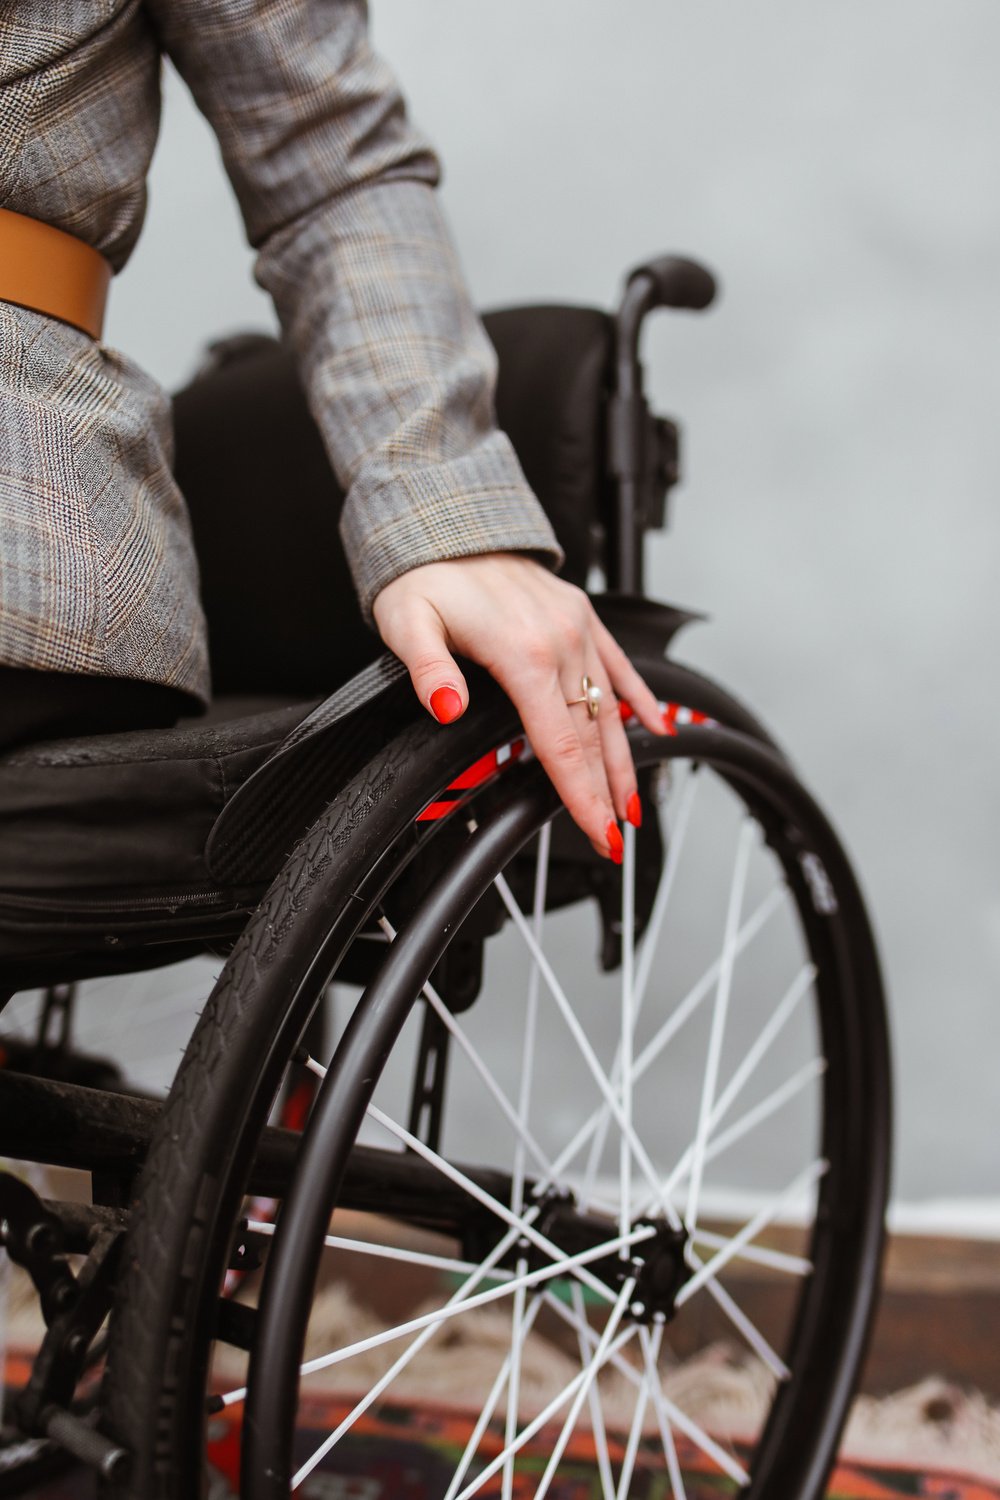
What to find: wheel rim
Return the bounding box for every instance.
[214,726,889,1500]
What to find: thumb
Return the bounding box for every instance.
[382,599,469,724]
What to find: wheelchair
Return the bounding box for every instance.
[0,256,891,1499]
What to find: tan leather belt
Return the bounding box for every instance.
[0,207,111,340]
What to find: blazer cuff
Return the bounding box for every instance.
[341,433,565,624]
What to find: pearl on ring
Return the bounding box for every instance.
[567,675,603,720]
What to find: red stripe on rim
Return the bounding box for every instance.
[416,799,461,823]
[448,748,501,790]
[416,738,527,824]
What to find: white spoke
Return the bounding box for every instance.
[542,1291,643,1393]
[493,873,678,1223]
[685,818,757,1234]
[542,1247,790,1412]
[511,818,550,1218]
[293,1221,652,1381]
[542,1290,644,1392]
[632,886,784,1089]
[697,1057,827,1170]
[653,963,819,1209]
[246,1220,516,1283]
[366,1101,636,1303]
[632,765,700,1010]
[503,822,550,1500]
[377,915,557,1184]
[570,1283,616,1500]
[532,1280,636,1500]
[549,1239,788,1388]
[446,1358,514,1500]
[452,1323,637,1500]
[500,1270,528,1500]
[288,1224,534,1486]
[580,770,701,1208]
[230,1213,523,1413]
[691,1228,811,1277]
[546,886,784,1204]
[639,1325,689,1500]
[634,1056,827,1224]
[615,1327,654,1500]
[619,822,637,1244]
[710,961,817,1130]
[648,1355,750,1486]
[678,1158,828,1308]
[443,1294,545,1500]
[699,1266,790,1380]
[525,1278,636,1500]
[548,1287,756,1489]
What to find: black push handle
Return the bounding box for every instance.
[626,255,718,312]
[609,253,719,594]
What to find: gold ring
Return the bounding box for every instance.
[566,675,602,721]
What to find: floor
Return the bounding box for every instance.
[861,1231,1000,1400]
[3,1224,998,1498]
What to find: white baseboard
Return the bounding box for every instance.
[586,1177,1000,1240]
[886,1197,1000,1241]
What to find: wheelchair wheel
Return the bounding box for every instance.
[101,656,890,1500]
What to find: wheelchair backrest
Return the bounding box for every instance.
[171,307,615,697]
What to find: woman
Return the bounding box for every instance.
[0,0,665,859]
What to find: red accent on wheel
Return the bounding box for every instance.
[416,799,461,823]
[281,1078,316,1134]
[448,748,502,790]
[416,738,526,823]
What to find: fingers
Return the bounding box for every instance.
[587,659,644,829]
[500,668,623,863]
[592,615,669,738]
[371,556,666,862]
[373,592,469,725]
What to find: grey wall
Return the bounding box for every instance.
[103,0,999,1208]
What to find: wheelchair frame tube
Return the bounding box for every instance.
[609,276,650,595]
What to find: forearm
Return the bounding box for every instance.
[152,0,562,619]
[256,177,562,620]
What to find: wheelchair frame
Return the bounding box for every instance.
[0,256,891,1500]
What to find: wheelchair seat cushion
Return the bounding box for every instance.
[0,696,317,970]
[0,647,433,980]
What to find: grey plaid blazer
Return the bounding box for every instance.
[0,0,561,704]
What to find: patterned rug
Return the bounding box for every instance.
[5,1256,1000,1497]
[6,1389,1000,1499]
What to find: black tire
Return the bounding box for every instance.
[101,658,891,1500]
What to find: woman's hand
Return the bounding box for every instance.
[372,554,667,861]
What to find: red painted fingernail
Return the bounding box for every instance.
[606,821,624,864]
[430,686,463,724]
[618,700,634,722]
[626,792,642,829]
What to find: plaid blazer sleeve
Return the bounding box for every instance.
[146,0,564,621]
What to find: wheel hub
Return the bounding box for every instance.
[465,1190,691,1324]
[625,1218,691,1324]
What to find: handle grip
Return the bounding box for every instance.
[609,252,719,593]
[626,255,718,312]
